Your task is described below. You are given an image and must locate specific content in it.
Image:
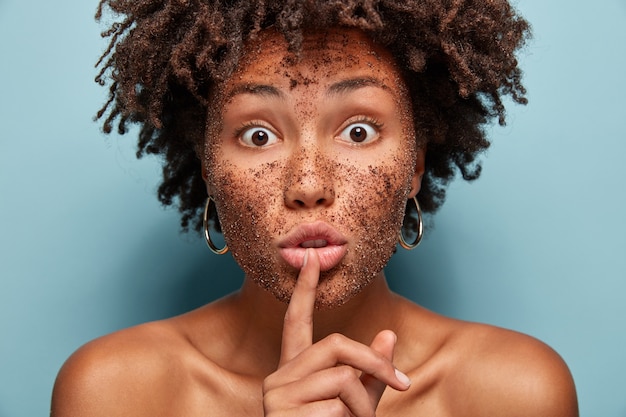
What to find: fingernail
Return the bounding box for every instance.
[302,248,309,268]
[395,368,412,388]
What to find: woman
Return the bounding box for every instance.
[52,1,578,416]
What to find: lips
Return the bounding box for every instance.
[277,221,348,272]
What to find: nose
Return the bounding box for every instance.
[283,147,335,210]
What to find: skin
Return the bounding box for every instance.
[51,29,579,417]
[204,29,420,310]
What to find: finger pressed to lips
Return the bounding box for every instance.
[280,248,320,365]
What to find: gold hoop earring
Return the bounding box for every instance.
[203,197,228,255]
[398,196,424,250]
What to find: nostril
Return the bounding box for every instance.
[295,200,305,207]
[316,198,326,205]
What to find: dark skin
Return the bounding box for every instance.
[51,29,578,417]
[51,256,577,416]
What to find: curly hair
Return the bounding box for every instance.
[95,0,530,232]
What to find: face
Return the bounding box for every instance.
[203,29,424,309]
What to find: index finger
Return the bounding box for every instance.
[279,248,320,366]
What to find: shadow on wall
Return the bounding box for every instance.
[386,235,459,317]
[155,250,243,317]
[109,220,243,329]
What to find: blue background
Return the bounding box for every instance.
[1,1,625,416]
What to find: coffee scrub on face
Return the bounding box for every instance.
[202,30,420,308]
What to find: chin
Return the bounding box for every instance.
[253,259,386,311]
[313,265,379,309]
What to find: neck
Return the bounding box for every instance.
[226,272,400,376]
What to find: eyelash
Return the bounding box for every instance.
[233,121,274,139]
[232,116,384,144]
[345,116,384,131]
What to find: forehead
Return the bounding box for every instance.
[228,28,404,91]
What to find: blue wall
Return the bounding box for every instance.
[1,1,625,416]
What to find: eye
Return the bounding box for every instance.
[240,126,278,147]
[338,121,380,144]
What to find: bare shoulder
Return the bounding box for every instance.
[443,322,579,417]
[50,319,207,417]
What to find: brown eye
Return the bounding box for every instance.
[350,126,367,142]
[251,130,269,146]
[339,122,379,144]
[241,126,278,147]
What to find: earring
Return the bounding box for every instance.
[398,196,424,250]
[203,197,229,255]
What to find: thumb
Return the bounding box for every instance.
[369,329,396,361]
[361,330,409,408]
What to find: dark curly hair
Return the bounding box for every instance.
[95,0,530,232]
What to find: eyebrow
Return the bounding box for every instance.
[326,77,389,96]
[226,83,285,100]
[226,77,389,100]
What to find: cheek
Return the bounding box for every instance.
[342,166,413,242]
[210,160,298,301]
[310,153,415,308]
[340,146,416,217]
[210,160,286,252]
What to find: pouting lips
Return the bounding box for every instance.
[277,222,348,271]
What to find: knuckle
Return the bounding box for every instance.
[372,350,389,370]
[262,390,278,409]
[262,375,277,394]
[283,311,312,327]
[334,365,359,384]
[325,332,346,348]
[326,399,350,417]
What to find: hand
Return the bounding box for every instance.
[263,249,411,416]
